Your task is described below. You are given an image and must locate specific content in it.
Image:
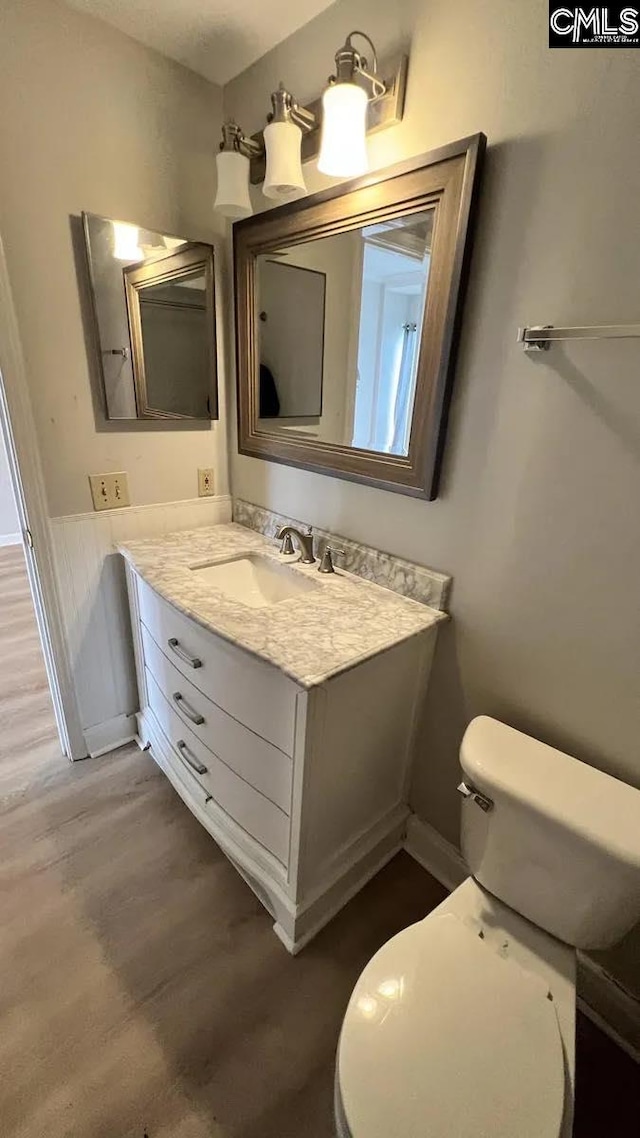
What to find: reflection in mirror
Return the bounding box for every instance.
[82,213,218,421]
[137,269,209,418]
[255,209,433,456]
[124,250,214,419]
[258,260,326,419]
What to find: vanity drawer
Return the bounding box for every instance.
[136,576,297,755]
[141,623,292,813]
[146,670,290,865]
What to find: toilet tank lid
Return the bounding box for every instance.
[461,717,640,870]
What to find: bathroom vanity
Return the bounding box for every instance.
[120,523,446,952]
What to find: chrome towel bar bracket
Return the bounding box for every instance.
[518,323,640,352]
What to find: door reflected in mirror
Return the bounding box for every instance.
[255,209,433,457]
[258,259,326,420]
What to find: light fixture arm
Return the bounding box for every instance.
[219,120,263,159]
[267,83,317,133]
[331,30,387,101]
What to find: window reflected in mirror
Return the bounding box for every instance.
[255,208,433,457]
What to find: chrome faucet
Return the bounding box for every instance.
[275,524,316,564]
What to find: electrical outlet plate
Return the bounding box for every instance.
[89,472,130,511]
[198,468,215,497]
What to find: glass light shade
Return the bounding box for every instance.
[263,121,306,199]
[317,82,369,178]
[214,150,252,219]
[112,222,143,262]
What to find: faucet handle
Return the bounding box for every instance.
[279,531,295,555]
[318,544,345,574]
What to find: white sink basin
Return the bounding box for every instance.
[190,553,319,609]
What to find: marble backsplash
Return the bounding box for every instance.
[233,498,451,611]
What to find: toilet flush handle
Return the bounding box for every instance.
[457,781,494,812]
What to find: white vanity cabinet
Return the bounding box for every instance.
[126,568,439,952]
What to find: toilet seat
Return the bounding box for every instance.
[337,912,566,1138]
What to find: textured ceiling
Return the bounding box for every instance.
[64,0,337,85]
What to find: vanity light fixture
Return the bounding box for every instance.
[212,31,407,215]
[318,31,387,178]
[112,221,144,262]
[214,121,263,220]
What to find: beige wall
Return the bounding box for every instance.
[0,0,227,517]
[225,0,640,992]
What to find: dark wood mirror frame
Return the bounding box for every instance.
[234,133,485,499]
[124,243,218,420]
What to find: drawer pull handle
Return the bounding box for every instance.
[168,637,202,669]
[176,739,208,775]
[172,692,205,726]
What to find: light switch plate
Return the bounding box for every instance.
[89,472,130,511]
[198,468,215,497]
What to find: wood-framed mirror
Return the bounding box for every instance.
[234,133,485,499]
[124,243,216,420]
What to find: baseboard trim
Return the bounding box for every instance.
[85,712,137,758]
[577,955,640,1063]
[0,532,21,547]
[403,813,640,1062]
[404,814,466,891]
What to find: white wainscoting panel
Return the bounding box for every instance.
[50,495,231,755]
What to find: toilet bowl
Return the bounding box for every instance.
[335,716,640,1138]
[336,878,575,1138]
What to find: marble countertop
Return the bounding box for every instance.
[118,524,446,689]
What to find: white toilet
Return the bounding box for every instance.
[335,716,640,1138]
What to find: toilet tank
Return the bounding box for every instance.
[460,717,640,950]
